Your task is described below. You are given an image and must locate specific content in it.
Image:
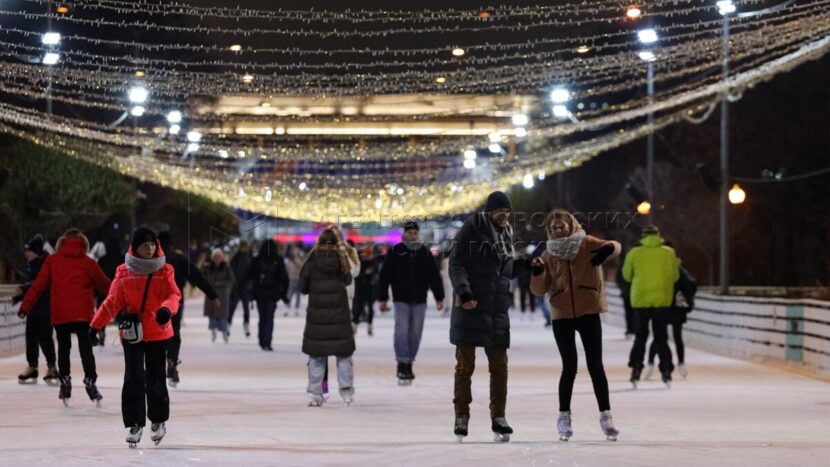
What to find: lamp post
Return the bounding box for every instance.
[638,29,658,223]
[717,0,736,294]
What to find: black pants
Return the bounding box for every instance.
[649,320,685,365]
[552,314,611,412]
[25,314,56,367]
[352,283,375,325]
[54,322,96,380]
[122,339,170,428]
[256,300,277,348]
[623,297,635,335]
[629,308,674,374]
[519,285,536,313]
[228,288,250,325]
[167,299,184,362]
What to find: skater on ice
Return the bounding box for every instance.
[18,228,111,406]
[530,209,621,441]
[89,227,181,447]
[300,228,356,407]
[448,191,516,443]
[377,220,445,385]
[200,248,235,344]
[240,239,290,351]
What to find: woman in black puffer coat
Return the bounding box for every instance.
[300,229,355,407]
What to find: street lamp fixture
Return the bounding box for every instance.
[638,28,659,44]
[511,113,529,126]
[41,52,60,65]
[42,32,61,46]
[129,106,145,117]
[728,184,746,204]
[550,88,571,104]
[166,110,182,124]
[626,6,642,19]
[637,201,652,215]
[638,50,657,62]
[717,0,737,15]
[186,130,202,143]
[128,86,148,104]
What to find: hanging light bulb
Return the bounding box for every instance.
[523,174,535,189]
[637,201,652,215]
[511,113,529,126]
[166,110,182,124]
[168,124,181,135]
[729,184,746,204]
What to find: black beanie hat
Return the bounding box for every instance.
[484,191,512,212]
[131,227,157,253]
[403,220,420,232]
[24,234,45,254]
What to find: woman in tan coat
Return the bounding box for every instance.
[530,209,621,442]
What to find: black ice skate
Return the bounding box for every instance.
[43,365,59,385]
[397,362,411,386]
[167,359,180,387]
[630,366,642,389]
[18,366,38,384]
[84,376,103,407]
[59,375,71,406]
[661,371,672,388]
[454,416,469,443]
[150,422,166,445]
[491,417,513,443]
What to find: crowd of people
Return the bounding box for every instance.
[10,189,696,447]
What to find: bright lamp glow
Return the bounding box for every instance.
[463,159,476,169]
[637,201,652,215]
[488,132,501,143]
[42,32,61,45]
[128,86,148,104]
[186,131,202,143]
[488,144,502,154]
[729,184,746,204]
[452,47,465,57]
[41,52,60,65]
[522,174,535,189]
[717,0,736,15]
[550,88,571,104]
[186,143,199,152]
[218,149,229,158]
[638,50,657,62]
[166,110,182,124]
[638,28,658,44]
[463,148,477,160]
[168,124,181,135]
[514,127,528,138]
[129,106,145,117]
[511,113,529,126]
[553,105,570,118]
[626,6,642,19]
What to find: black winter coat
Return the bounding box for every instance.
[300,248,355,357]
[448,213,515,348]
[244,255,290,303]
[14,254,50,318]
[378,243,445,305]
[166,251,218,302]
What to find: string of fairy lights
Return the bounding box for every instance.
[0,0,829,220]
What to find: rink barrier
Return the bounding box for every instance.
[0,294,25,357]
[604,284,830,377]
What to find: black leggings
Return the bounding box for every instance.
[552,314,610,412]
[54,322,96,380]
[649,321,685,365]
[25,314,56,367]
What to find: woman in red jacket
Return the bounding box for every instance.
[19,228,111,406]
[89,227,181,448]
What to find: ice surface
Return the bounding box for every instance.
[0,297,827,466]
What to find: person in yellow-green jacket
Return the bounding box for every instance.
[623,224,679,388]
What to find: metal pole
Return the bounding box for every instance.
[719,16,730,294]
[646,61,655,223]
[46,1,53,118]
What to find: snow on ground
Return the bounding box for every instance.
[0,296,828,466]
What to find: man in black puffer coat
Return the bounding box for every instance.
[449,191,516,440]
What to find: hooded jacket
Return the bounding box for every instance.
[622,234,680,308]
[20,234,111,325]
[91,240,181,342]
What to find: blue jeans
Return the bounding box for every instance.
[256,300,277,348]
[536,296,551,322]
[393,302,427,363]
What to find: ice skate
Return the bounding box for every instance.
[341,391,354,406]
[243,322,250,338]
[18,366,38,384]
[557,411,573,441]
[367,323,374,336]
[43,365,59,385]
[307,393,325,407]
[600,410,619,441]
[662,371,672,388]
[454,416,469,443]
[150,422,166,445]
[83,377,103,407]
[643,364,655,381]
[630,366,642,389]
[222,331,229,344]
[211,329,217,342]
[126,424,143,448]
[167,359,180,387]
[396,362,412,386]
[491,417,513,443]
[678,363,688,379]
[59,375,71,406]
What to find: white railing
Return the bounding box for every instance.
[604,284,830,377]
[0,288,25,357]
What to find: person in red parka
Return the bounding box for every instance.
[89,227,181,447]
[19,228,111,406]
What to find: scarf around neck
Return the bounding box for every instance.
[546,229,586,261]
[125,253,166,275]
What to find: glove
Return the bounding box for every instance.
[459,291,475,304]
[156,307,171,325]
[531,263,545,276]
[590,244,615,266]
[88,327,100,346]
[17,310,27,320]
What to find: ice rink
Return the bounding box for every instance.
[1,297,828,466]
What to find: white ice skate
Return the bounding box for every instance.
[307,393,324,407]
[643,364,655,381]
[150,422,166,445]
[599,410,619,441]
[341,393,354,406]
[557,411,573,441]
[126,425,143,448]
